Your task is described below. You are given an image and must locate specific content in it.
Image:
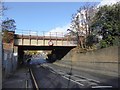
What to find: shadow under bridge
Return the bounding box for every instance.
[18,45,75,64]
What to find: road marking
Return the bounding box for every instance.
[44,65,100,86]
[64,74,71,77]
[50,69,65,76]
[74,75,86,79]
[74,74,100,83]
[50,70,57,74]
[92,86,112,88]
[48,67,84,86]
[47,66,53,69]
[58,70,64,72]
[44,65,66,75]
[87,79,100,83]
[62,76,84,86]
[48,66,64,75]
[75,79,87,82]
[49,68,99,87]
[58,71,65,75]
[30,69,39,90]
[26,80,28,88]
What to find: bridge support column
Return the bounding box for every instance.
[18,48,24,67]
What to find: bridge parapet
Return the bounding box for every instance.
[14,31,77,46]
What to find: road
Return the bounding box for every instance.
[30,65,82,88]
[29,59,119,89]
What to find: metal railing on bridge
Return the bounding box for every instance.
[14,30,77,46]
[15,30,66,37]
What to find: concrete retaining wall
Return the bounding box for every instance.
[55,46,120,77]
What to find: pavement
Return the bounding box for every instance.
[2,66,33,89]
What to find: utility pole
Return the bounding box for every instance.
[0,1,2,89]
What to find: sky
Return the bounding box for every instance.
[2,0,120,36]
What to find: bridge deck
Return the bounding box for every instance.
[14,34,77,46]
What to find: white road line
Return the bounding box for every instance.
[87,79,100,83]
[62,76,84,86]
[58,72,65,75]
[50,70,57,74]
[46,65,100,85]
[58,70,65,73]
[63,75,70,77]
[75,79,87,82]
[48,68,84,86]
[26,80,28,88]
[50,69,100,86]
[30,69,39,90]
[47,66,54,69]
[92,86,112,88]
[74,74,100,83]
[50,69,65,76]
[74,75,86,79]
[64,74,78,78]
[48,66,64,74]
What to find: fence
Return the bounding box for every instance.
[15,30,67,37]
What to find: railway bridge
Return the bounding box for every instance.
[13,31,77,63]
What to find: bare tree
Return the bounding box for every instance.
[69,4,97,49]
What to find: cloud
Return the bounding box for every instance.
[97,0,120,7]
[45,24,70,37]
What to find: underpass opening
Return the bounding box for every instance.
[17,45,76,66]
